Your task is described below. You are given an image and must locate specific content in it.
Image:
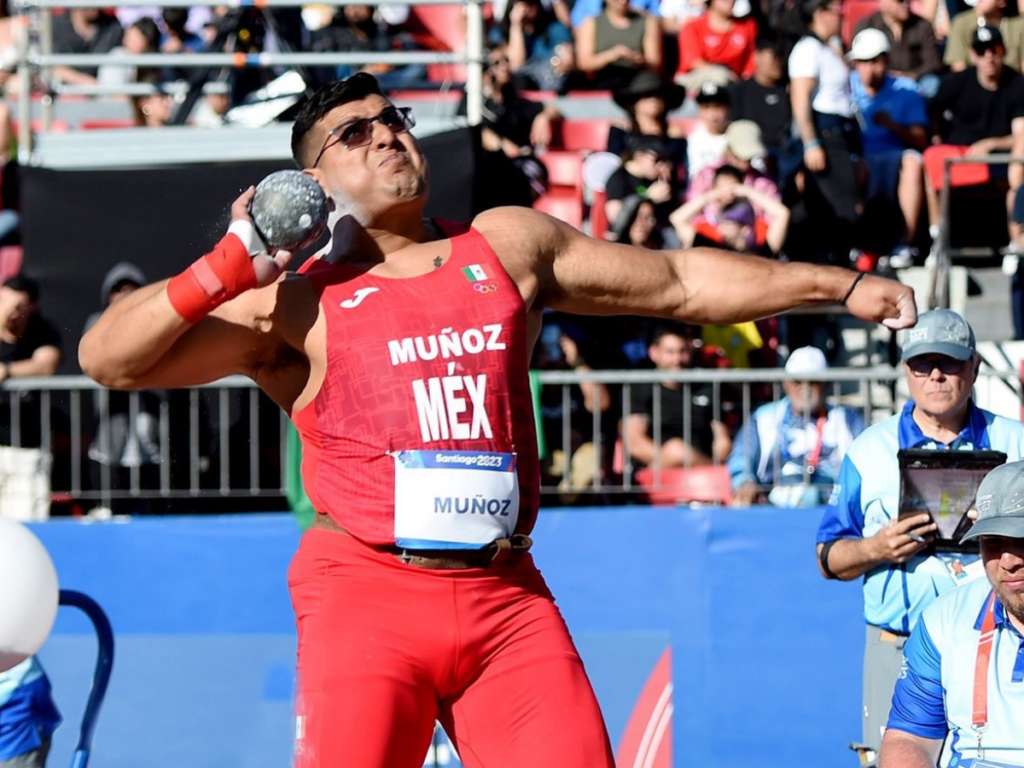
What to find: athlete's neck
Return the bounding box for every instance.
[322,209,440,265]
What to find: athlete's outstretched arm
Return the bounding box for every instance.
[485,207,917,328]
[79,189,294,390]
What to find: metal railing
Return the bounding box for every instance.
[932,153,1024,309]
[534,364,1022,503]
[4,364,1017,515]
[7,0,487,159]
[2,374,289,514]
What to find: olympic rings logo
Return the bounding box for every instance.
[473,283,498,293]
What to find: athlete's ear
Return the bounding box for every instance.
[302,169,335,212]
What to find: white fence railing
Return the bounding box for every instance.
[7,0,487,159]
[2,365,1018,515]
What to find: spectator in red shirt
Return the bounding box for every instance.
[674,0,758,93]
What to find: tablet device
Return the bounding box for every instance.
[897,449,1007,552]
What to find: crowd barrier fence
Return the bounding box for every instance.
[1,362,1018,516]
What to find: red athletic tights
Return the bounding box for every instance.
[288,529,616,768]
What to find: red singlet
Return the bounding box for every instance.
[293,222,540,546]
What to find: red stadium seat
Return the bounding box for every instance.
[924,145,991,190]
[543,149,585,190]
[78,118,136,130]
[555,119,614,153]
[534,192,584,229]
[407,4,468,83]
[408,4,467,52]
[387,89,464,105]
[842,0,881,46]
[591,189,609,239]
[0,245,23,283]
[520,90,559,102]
[635,465,734,506]
[11,118,69,134]
[668,117,699,136]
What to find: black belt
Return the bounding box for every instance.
[312,512,533,570]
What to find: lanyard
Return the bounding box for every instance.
[805,415,827,476]
[972,591,998,761]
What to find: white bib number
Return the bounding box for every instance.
[392,450,519,549]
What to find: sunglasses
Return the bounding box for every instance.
[312,106,416,167]
[906,356,968,376]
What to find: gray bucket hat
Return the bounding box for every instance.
[962,460,1024,542]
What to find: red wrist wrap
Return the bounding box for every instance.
[166,233,258,323]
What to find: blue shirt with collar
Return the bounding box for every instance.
[816,400,1024,633]
[888,577,1024,767]
[850,72,928,155]
[0,657,61,761]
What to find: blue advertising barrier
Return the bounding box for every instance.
[30,506,865,768]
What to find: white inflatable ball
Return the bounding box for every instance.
[0,517,58,672]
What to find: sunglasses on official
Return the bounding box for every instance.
[312,106,416,168]
[906,357,969,376]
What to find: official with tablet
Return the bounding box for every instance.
[815,309,1024,757]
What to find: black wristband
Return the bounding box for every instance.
[841,273,866,306]
[819,539,840,580]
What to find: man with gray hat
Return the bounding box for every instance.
[816,308,1024,758]
[880,459,1024,768]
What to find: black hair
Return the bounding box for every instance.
[162,7,190,34]
[755,32,781,54]
[649,322,696,347]
[499,0,555,46]
[713,164,745,183]
[131,17,161,52]
[3,274,39,302]
[608,194,663,247]
[800,0,835,21]
[291,73,387,167]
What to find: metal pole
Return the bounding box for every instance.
[464,0,484,126]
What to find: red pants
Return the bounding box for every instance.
[288,529,616,768]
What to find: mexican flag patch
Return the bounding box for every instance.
[462,264,488,282]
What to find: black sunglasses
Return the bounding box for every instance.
[906,356,968,376]
[312,106,416,167]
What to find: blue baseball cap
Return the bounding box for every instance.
[962,460,1024,542]
[901,309,976,362]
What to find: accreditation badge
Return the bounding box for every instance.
[392,449,519,549]
[940,554,986,588]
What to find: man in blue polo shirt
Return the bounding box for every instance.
[816,308,1024,757]
[849,27,929,267]
[0,656,61,767]
[881,459,1024,768]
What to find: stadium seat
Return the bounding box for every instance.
[923,145,991,190]
[534,192,584,228]
[635,465,734,506]
[79,118,137,130]
[11,118,69,134]
[668,117,699,135]
[543,149,585,191]
[555,119,613,153]
[520,90,558,102]
[841,0,881,46]
[407,4,469,83]
[0,245,22,282]
[387,89,464,105]
[591,189,609,239]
